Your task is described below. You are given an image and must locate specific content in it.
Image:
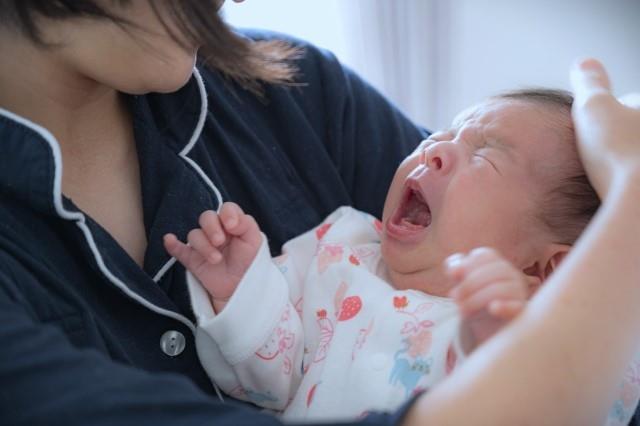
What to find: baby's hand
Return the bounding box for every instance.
[163,202,262,312]
[446,248,530,353]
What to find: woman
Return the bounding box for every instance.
[0,1,638,425]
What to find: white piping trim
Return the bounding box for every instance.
[179,67,208,157]
[179,67,224,211]
[152,66,225,283]
[152,256,177,282]
[213,383,225,403]
[0,107,196,334]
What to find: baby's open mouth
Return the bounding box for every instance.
[389,184,432,236]
[397,188,431,228]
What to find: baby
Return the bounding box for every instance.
[165,90,638,424]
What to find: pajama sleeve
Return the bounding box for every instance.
[189,210,347,411]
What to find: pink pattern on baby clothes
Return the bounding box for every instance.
[306,382,320,407]
[396,300,435,358]
[255,305,296,375]
[338,296,362,321]
[313,309,334,363]
[317,244,343,273]
[355,246,376,259]
[333,281,363,322]
[405,328,432,358]
[315,223,332,240]
[352,319,374,361]
[314,281,365,364]
[389,298,436,397]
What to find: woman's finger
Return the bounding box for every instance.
[570,58,612,107]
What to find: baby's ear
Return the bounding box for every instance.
[522,244,571,296]
[541,244,571,279]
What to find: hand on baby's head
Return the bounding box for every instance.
[163,202,262,312]
[570,58,640,198]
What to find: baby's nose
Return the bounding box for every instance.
[423,142,453,174]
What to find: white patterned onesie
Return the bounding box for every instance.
[188,207,640,424]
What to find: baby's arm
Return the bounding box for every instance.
[164,205,352,411]
[163,202,262,313]
[164,202,306,410]
[448,248,529,354]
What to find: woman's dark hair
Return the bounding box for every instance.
[495,88,601,245]
[0,0,301,95]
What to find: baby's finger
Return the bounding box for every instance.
[188,229,222,264]
[444,253,466,281]
[488,300,525,320]
[163,233,183,259]
[445,247,503,283]
[199,210,225,246]
[219,202,243,233]
[228,214,261,245]
[449,261,514,301]
[457,281,518,317]
[164,233,201,269]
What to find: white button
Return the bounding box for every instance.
[160,330,186,357]
[371,353,387,370]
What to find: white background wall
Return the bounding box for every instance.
[436,0,640,129]
[223,0,640,130]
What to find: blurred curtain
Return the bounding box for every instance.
[337,0,439,127]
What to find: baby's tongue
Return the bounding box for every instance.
[402,196,431,227]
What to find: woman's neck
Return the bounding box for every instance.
[0,29,136,194]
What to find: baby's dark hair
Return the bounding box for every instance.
[495,89,600,245]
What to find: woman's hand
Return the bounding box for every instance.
[570,58,640,199]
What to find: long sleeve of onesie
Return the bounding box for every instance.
[188,209,350,411]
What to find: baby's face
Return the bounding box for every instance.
[381,99,566,295]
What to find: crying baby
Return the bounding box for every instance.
[165,88,601,421]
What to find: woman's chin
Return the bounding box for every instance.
[125,70,194,95]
